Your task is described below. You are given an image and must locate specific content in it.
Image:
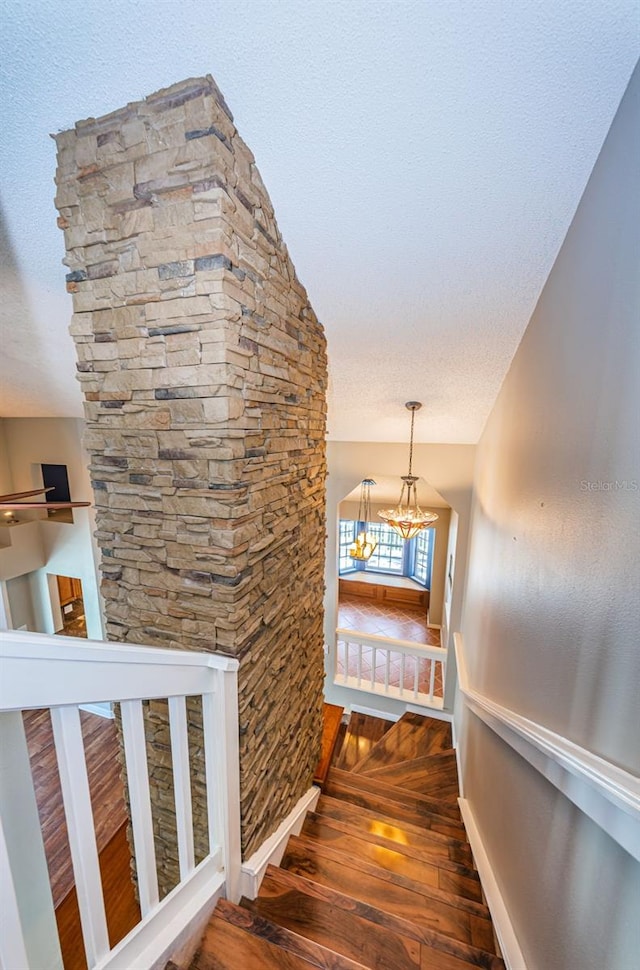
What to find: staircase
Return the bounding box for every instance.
[191,711,505,970]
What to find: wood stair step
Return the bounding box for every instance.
[316,794,474,867]
[247,865,504,970]
[334,712,395,772]
[281,835,496,953]
[351,713,453,774]
[288,832,489,919]
[328,765,463,820]
[326,768,466,835]
[193,898,367,970]
[303,812,483,902]
[358,751,460,798]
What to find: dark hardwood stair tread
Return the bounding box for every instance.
[247,866,503,970]
[281,836,495,952]
[358,752,460,797]
[260,865,504,970]
[304,812,482,902]
[351,713,453,774]
[328,767,462,822]
[288,832,489,917]
[335,712,395,772]
[316,794,474,866]
[245,867,422,970]
[195,899,368,970]
[360,747,457,775]
[192,912,318,969]
[325,773,467,840]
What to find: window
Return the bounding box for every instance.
[412,527,434,586]
[338,518,435,587]
[360,522,405,574]
[338,520,358,573]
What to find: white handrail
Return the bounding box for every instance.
[335,628,446,710]
[0,629,242,970]
[0,630,238,711]
[454,632,640,861]
[336,626,446,660]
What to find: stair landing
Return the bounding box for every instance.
[191,711,504,970]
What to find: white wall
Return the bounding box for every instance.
[0,418,103,639]
[5,574,36,630]
[459,64,640,969]
[325,441,475,712]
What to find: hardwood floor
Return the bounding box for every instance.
[22,707,128,906]
[22,707,139,967]
[191,711,505,970]
[55,824,140,970]
[337,598,444,698]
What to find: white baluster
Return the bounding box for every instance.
[120,699,159,916]
[384,650,390,693]
[0,813,31,970]
[168,695,195,880]
[371,647,377,690]
[343,641,349,684]
[50,706,109,966]
[413,656,419,698]
[429,659,436,701]
[400,653,406,695]
[356,643,362,687]
[203,671,241,903]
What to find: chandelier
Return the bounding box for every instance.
[378,402,438,540]
[349,478,378,561]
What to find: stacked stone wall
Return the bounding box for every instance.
[54,76,327,886]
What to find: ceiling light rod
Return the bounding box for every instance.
[349,478,378,561]
[378,401,438,541]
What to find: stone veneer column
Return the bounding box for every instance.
[54,77,327,884]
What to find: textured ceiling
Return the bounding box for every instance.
[0,1,637,442]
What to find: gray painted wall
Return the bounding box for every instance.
[459,62,640,970]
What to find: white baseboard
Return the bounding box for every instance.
[239,786,320,899]
[79,702,114,719]
[406,703,452,724]
[458,799,527,970]
[426,611,441,631]
[351,703,401,722]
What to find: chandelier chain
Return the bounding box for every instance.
[408,405,415,477]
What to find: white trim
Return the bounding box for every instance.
[79,703,114,719]
[337,674,445,711]
[351,703,401,722]
[337,627,446,660]
[93,854,224,970]
[405,703,452,724]
[459,799,527,970]
[426,611,441,631]
[239,786,321,899]
[454,633,640,861]
[0,631,238,711]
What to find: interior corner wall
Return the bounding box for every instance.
[459,63,640,970]
[54,76,327,881]
[0,418,103,639]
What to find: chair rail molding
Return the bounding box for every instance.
[454,633,640,862]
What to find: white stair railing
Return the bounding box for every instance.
[335,627,447,709]
[0,630,241,970]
